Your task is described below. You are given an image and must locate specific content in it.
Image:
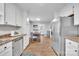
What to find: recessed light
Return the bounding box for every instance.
[27,17,29,22]
[52,18,57,22]
[36,18,40,21]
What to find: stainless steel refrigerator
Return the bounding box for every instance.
[51,16,75,56]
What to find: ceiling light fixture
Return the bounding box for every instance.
[52,18,58,22]
[27,17,29,22]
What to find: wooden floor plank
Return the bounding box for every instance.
[24,36,56,56]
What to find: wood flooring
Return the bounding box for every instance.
[24,36,56,56]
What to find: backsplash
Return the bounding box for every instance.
[0,31,10,36]
[0,26,20,36]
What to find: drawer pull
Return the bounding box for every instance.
[12,47,14,49]
[4,47,7,49]
[75,50,77,52]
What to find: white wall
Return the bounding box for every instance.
[0,26,18,35]
[16,11,31,36]
[30,22,50,35]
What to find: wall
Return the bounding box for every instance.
[0,26,19,35]
[30,22,50,35]
[16,11,31,37]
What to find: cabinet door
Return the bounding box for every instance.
[15,6,22,26]
[0,42,12,56]
[23,35,29,50]
[0,47,12,56]
[5,3,16,25]
[0,3,4,24]
[65,39,78,56]
[74,3,79,25]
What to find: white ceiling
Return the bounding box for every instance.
[17,3,66,23]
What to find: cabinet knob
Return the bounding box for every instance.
[12,47,14,49]
[4,47,7,49]
[75,50,77,52]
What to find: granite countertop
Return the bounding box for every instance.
[64,35,79,43]
[0,34,26,45]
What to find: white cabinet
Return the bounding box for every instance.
[0,42,12,56]
[74,3,79,25]
[0,3,22,26]
[65,39,79,56]
[15,6,22,26]
[59,4,73,17]
[0,3,4,24]
[0,3,4,15]
[23,35,29,50]
[12,37,23,56]
[5,3,16,25]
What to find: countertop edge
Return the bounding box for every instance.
[0,34,26,45]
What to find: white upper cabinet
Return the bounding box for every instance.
[4,3,22,26]
[15,6,22,26]
[0,3,4,15]
[0,3,22,26]
[5,3,16,25]
[59,4,74,17]
[0,3,5,24]
[74,3,79,25]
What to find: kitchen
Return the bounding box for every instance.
[0,3,79,56]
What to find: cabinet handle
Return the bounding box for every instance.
[4,47,7,49]
[12,47,14,49]
[75,50,77,52]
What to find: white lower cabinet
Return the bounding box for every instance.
[12,37,23,56]
[0,37,23,56]
[23,35,29,50]
[0,42,12,56]
[65,39,79,56]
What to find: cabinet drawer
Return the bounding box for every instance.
[0,41,12,53]
[0,47,12,56]
[6,42,12,48]
[65,49,78,56]
[65,39,78,48]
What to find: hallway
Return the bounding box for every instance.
[23,36,56,56]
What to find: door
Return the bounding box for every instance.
[5,3,16,25]
[0,3,4,24]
